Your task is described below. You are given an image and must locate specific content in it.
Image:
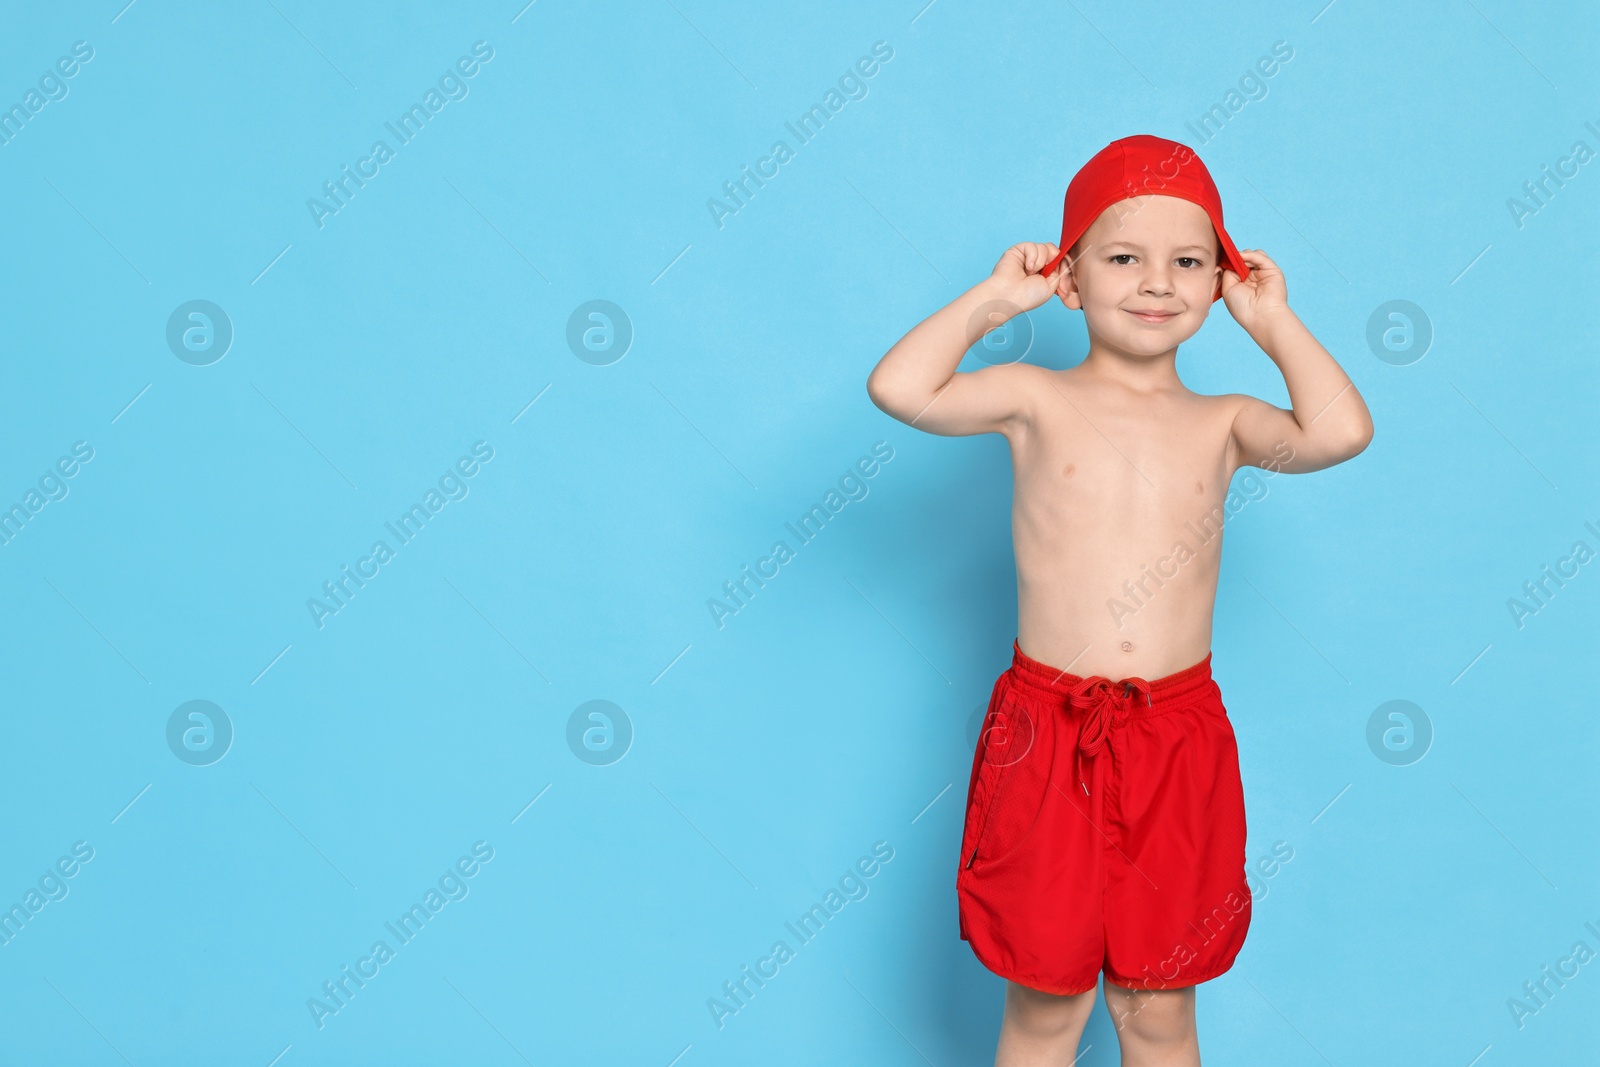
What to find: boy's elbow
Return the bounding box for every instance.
[866,372,896,417]
[866,370,930,423]
[1337,417,1374,460]
[865,369,888,407]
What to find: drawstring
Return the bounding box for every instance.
[1068,676,1152,796]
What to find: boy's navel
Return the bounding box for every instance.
[1120,641,1133,652]
[1195,480,1204,494]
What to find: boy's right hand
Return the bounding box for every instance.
[989,242,1067,312]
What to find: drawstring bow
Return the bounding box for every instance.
[1068,675,1152,795]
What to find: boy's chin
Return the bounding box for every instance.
[1084,312,1204,352]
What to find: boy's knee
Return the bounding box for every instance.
[1105,984,1196,1044]
[1005,981,1095,1035]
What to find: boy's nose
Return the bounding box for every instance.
[1140,267,1174,296]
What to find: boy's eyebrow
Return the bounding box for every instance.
[1100,240,1214,255]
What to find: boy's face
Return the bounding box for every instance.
[1056,194,1224,355]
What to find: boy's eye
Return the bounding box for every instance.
[1108,254,1204,267]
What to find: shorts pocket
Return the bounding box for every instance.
[961,678,1053,870]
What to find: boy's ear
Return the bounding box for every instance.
[1056,259,1083,310]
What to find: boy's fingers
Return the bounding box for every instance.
[1036,243,1065,278]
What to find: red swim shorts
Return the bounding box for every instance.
[957,640,1250,995]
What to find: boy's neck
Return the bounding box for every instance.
[1075,337,1186,394]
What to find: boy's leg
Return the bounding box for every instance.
[995,980,1096,1067]
[1102,983,1199,1067]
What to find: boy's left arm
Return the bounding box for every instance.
[1221,249,1375,474]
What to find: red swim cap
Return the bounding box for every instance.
[1038,134,1248,302]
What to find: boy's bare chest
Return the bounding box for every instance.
[1009,393,1236,535]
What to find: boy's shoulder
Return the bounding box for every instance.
[1162,383,1255,418]
[983,364,1253,415]
[1186,391,1259,449]
[955,357,1056,405]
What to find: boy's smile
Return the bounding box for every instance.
[1057,194,1224,359]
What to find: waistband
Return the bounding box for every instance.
[1007,639,1215,713]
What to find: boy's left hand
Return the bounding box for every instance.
[1219,249,1290,333]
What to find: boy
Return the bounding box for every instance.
[865,135,1373,1066]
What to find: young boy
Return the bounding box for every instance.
[865,135,1373,1065]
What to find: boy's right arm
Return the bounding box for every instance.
[866,243,1064,437]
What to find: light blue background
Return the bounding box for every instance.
[1,1,1596,1063]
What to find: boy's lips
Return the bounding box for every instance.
[1124,308,1179,323]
